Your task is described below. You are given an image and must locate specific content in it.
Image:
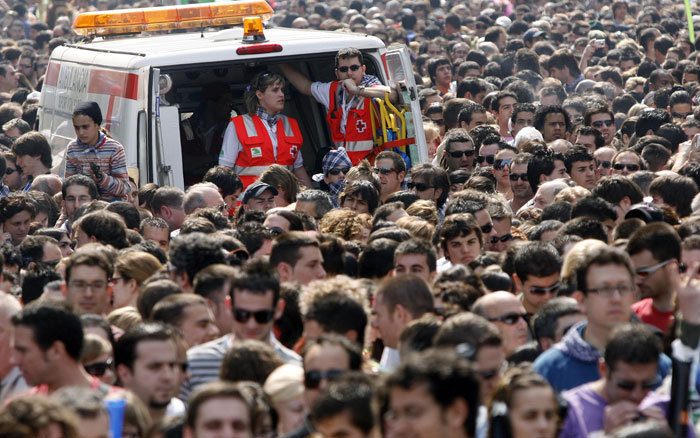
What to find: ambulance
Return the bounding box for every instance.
[38,0,428,188]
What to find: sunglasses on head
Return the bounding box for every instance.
[493,158,512,170]
[509,173,528,181]
[84,359,113,377]
[449,149,475,158]
[530,282,560,296]
[337,64,361,73]
[407,182,434,191]
[233,308,275,324]
[613,163,640,171]
[373,167,397,175]
[488,312,528,325]
[328,167,350,176]
[592,119,614,128]
[615,379,657,391]
[475,155,495,165]
[490,233,512,244]
[304,369,345,389]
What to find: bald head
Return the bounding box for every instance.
[30,174,63,196]
[184,183,225,215]
[472,291,529,355]
[534,180,569,210]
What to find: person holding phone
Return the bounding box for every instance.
[64,101,131,201]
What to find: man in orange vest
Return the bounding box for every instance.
[281,48,398,165]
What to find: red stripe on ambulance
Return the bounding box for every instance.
[44,62,139,101]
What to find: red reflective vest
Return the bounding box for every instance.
[327,81,375,165]
[232,114,303,188]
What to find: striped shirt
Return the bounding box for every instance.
[64,133,130,201]
[179,334,301,403]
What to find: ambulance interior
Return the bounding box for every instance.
[162,53,384,186]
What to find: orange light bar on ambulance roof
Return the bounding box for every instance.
[73,0,274,37]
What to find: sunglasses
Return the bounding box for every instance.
[407,182,434,191]
[596,160,611,169]
[337,64,361,73]
[530,282,560,296]
[84,359,113,377]
[5,167,19,175]
[480,223,493,234]
[304,369,345,389]
[475,155,495,165]
[493,159,512,170]
[635,259,672,278]
[592,119,614,128]
[373,167,397,175]
[509,173,528,181]
[233,308,275,324]
[613,163,640,171]
[488,312,528,325]
[490,233,512,244]
[449,149,475,158]
[328,167,350,176]
[615,379,657,391]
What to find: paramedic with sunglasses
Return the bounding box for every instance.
[281,47,397,165]
[181,258,301,402]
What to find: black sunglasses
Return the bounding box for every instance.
[233,308,275,324]
[530,282,560,296]
[596,160,611,169]
[84,359,113,377]
[304,369,345,389]
[407,182,434,191]
[337,65,361,73]
[592,119,614,128]
[373,167,397,175]
[490,234,512,244]
[5,167,19,175]
[475,155,495,165]
[615,379,657,391]
[509,173,528,181]
[480,223,493,234]
[328,167,350,176]
[449,149,475,158]
[488,312,528,325]
[613,163,640,171]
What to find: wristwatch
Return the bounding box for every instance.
[357,85,365,96]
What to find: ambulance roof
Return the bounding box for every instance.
[53,27,386,69]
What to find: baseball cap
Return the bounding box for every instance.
[523,28,545,43]
[242,181,278,204]
[625,202,663,224]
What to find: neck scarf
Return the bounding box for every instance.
[256,106,282,126]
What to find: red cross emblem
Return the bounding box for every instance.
[356,120,367,133]
[290,145,298,158]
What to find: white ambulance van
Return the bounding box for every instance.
[38,0,427,188]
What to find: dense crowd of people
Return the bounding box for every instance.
[2,0,700,437]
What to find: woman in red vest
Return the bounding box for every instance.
[219,72,313,189]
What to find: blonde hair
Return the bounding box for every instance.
[553,186,590,203]
[319,209,367,241]
[80,333,112,363]
[395,216,435,240]
[107,306,143,332]
[561,239,607,280]
[405,200,439,225]
[263,364,305,406]
[115,251,163,285]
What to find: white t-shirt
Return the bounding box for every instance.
[219,117,304,169]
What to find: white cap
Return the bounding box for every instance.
[495,16,511,27]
